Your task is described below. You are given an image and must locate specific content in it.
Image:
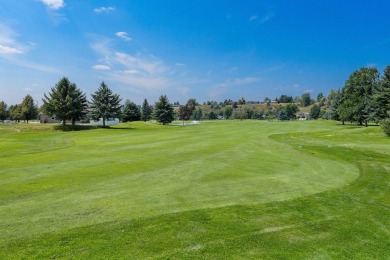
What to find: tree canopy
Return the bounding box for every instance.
[42,77,87,126]
[122,100,141,122]
[89,82,122,127]
[141,98,153,122]
[0,101,8,122]
[21,94,38,123]
[153,95,175,125]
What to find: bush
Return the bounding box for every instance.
[381,118,390,137]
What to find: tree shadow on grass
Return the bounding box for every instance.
[53,125,97,131]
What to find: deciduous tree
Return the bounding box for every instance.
[20,94,38,123]
[310,104,321,120]
[339,67,379,126]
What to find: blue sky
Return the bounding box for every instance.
[0,0,389,106]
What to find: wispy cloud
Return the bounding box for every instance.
[115,32,132,41]
[0,24,26,56]
[92,64,111,70]
[249,15,258,22]
[209,77,261,98]
[260,12,275,24]
[94,6,115,13]
[89,35,172,90]
[0,24,58,73]
[40,0,64,10]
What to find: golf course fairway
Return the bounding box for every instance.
[0,120,389,259]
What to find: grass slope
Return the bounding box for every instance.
[0,120,389,259]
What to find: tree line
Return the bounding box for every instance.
[1,65,389,135]
[323,65,390,132]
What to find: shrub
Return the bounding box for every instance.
[381,118,390,137]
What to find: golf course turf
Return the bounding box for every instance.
[0,120,389,259]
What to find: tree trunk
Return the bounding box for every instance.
[365,120,368,127]
[62,119,66,126]
[103,117,106,128]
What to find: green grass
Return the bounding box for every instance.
[0,120,389,259]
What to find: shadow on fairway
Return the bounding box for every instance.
[53,125,97,131]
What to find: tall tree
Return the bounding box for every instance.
[21,94,38,123]
[141,98,152,122]
[301,92,313,107]
[224,107,233,119]
[43,77,87,126]
[9,104,23,122]
[186,98,198,107]
[310,104,321,119]
[0,101,8,122]
[153,95,175,125]
[178,105,192,125]
[339,67,379,126]
[374,65,390,120]
[122,100,141,122]
[89,82,122,127]
[323,89,342,120]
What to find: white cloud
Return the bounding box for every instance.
[249,15,258,22]
[94,6,115,13]
[123,70,139,74]
[176,63,185,67]
[40,0,64,10]
[92,64,112,70]
[115,32,132,41]
[0,45,23,55]
[89,35,172,90]
[0,24,26,56]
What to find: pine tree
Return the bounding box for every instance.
[122,100,141,122]
[43,77,87,126]
[153,95,174,125]
[89,82,122,127]
[0,101,8,122]
[141,98,152,122]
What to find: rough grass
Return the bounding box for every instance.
[0,120,389,259]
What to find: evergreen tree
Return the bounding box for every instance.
[122,100,141,122]
[0,101,8,122]
[141,98,152,122]
[21,94,38,123]
[323,89,342,120]
[153,95,174,125]
[90,82,122,127]
[43,77,87,126]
